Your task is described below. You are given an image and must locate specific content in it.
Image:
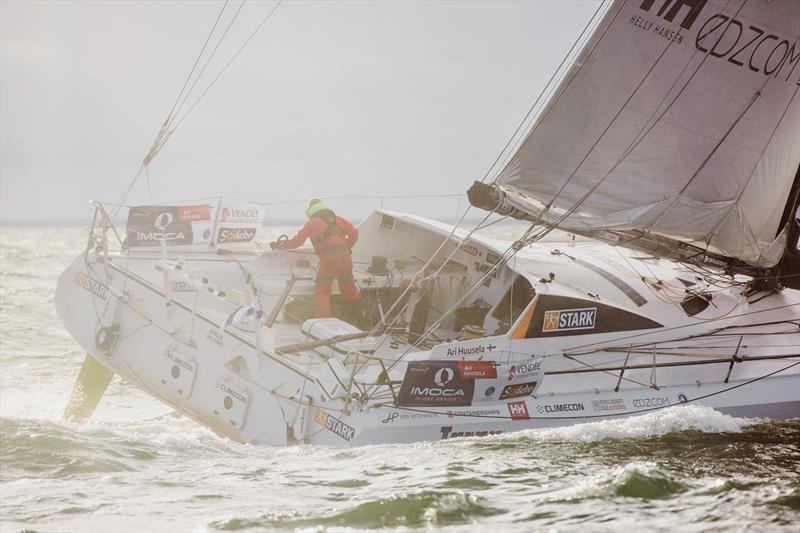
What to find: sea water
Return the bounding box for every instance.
[1,226,798,532]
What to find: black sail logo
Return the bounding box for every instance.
[639,0,708,30]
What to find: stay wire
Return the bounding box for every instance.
[349,4,612,373]
[170,0,249,124]
[165,0,231,122]
[111,1,230,218]
[512,0,748,249]
[169,0,284,135]
[480,0,610,185]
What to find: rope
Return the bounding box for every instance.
[112,0,284,215]
[169,0,284,134]
[170,0,249,122]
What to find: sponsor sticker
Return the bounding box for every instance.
[535,402,585,414]
[461,244,480,257]
[217,227,256,244]
[73,271,108,299]
[214,381,247,405]
[440,426,504,440]
[221,207,262,223]
[381,412,400,423]
[446,408,501,418]
[315,409,355,441]
[508,360,541,380]
[445,343,497,358]
[177,205,211,222]
[542,308,596,332]
[507,401,530,421]
[499,381,537,400]
[166,350,195,373]
[398,361,475,407]
[632,397,670,408]
[457,361,497,380]
[125,206,194,248]
[206,329,224,346]
[168,281,196,292]
[591,398,626,412]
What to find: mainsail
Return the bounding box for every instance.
[469,0,800,270]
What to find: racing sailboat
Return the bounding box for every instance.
[56,0,799,446]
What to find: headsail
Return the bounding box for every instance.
[469,0,800,270]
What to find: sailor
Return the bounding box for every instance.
[271,198,360,318]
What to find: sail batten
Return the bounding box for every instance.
[478,0,800,269]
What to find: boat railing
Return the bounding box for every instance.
[84,200,125,263]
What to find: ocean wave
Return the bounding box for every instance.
[506,405,748,444]
[207,490,502,530]
[0,416,234,481]
[547,461,687,501]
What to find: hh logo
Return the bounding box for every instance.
[543,308,597,332]
[640,0,708,30]
[507,401,530,421]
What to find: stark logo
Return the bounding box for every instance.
[543,308,596,332]
[73,271,108,299]
[314,409,355,441]
[507,401,529,421]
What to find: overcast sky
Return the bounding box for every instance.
[1,0,600,222]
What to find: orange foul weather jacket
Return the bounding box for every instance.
[282,213,359,317]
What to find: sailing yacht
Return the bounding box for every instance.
[56,0,799,446]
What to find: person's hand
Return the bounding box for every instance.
[270,234,289,250]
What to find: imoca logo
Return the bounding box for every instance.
[154,212,174,231]
[434,367,454,387]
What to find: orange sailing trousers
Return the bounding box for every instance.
[315,251,359,317]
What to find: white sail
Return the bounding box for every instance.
[492,0,800,267]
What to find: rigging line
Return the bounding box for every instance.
[563,302,800,355]
[145,165,155,203]
[360,220,528,394]
[493,0,624,187]
[359,207,492,345]
[702,82,800,253]
[259,193,466,206]
[644,86,762,241]
[170,0,249,124]
[544,0,734,216]
[610,0,738,164]
[525,0,747,243]
[381,225,535,376]
[165,0,231,122]
[110,2,231,218]
[480,0,610,185]
[376,360,800,421]
[352,208,496,382]
[168,0,284,135]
